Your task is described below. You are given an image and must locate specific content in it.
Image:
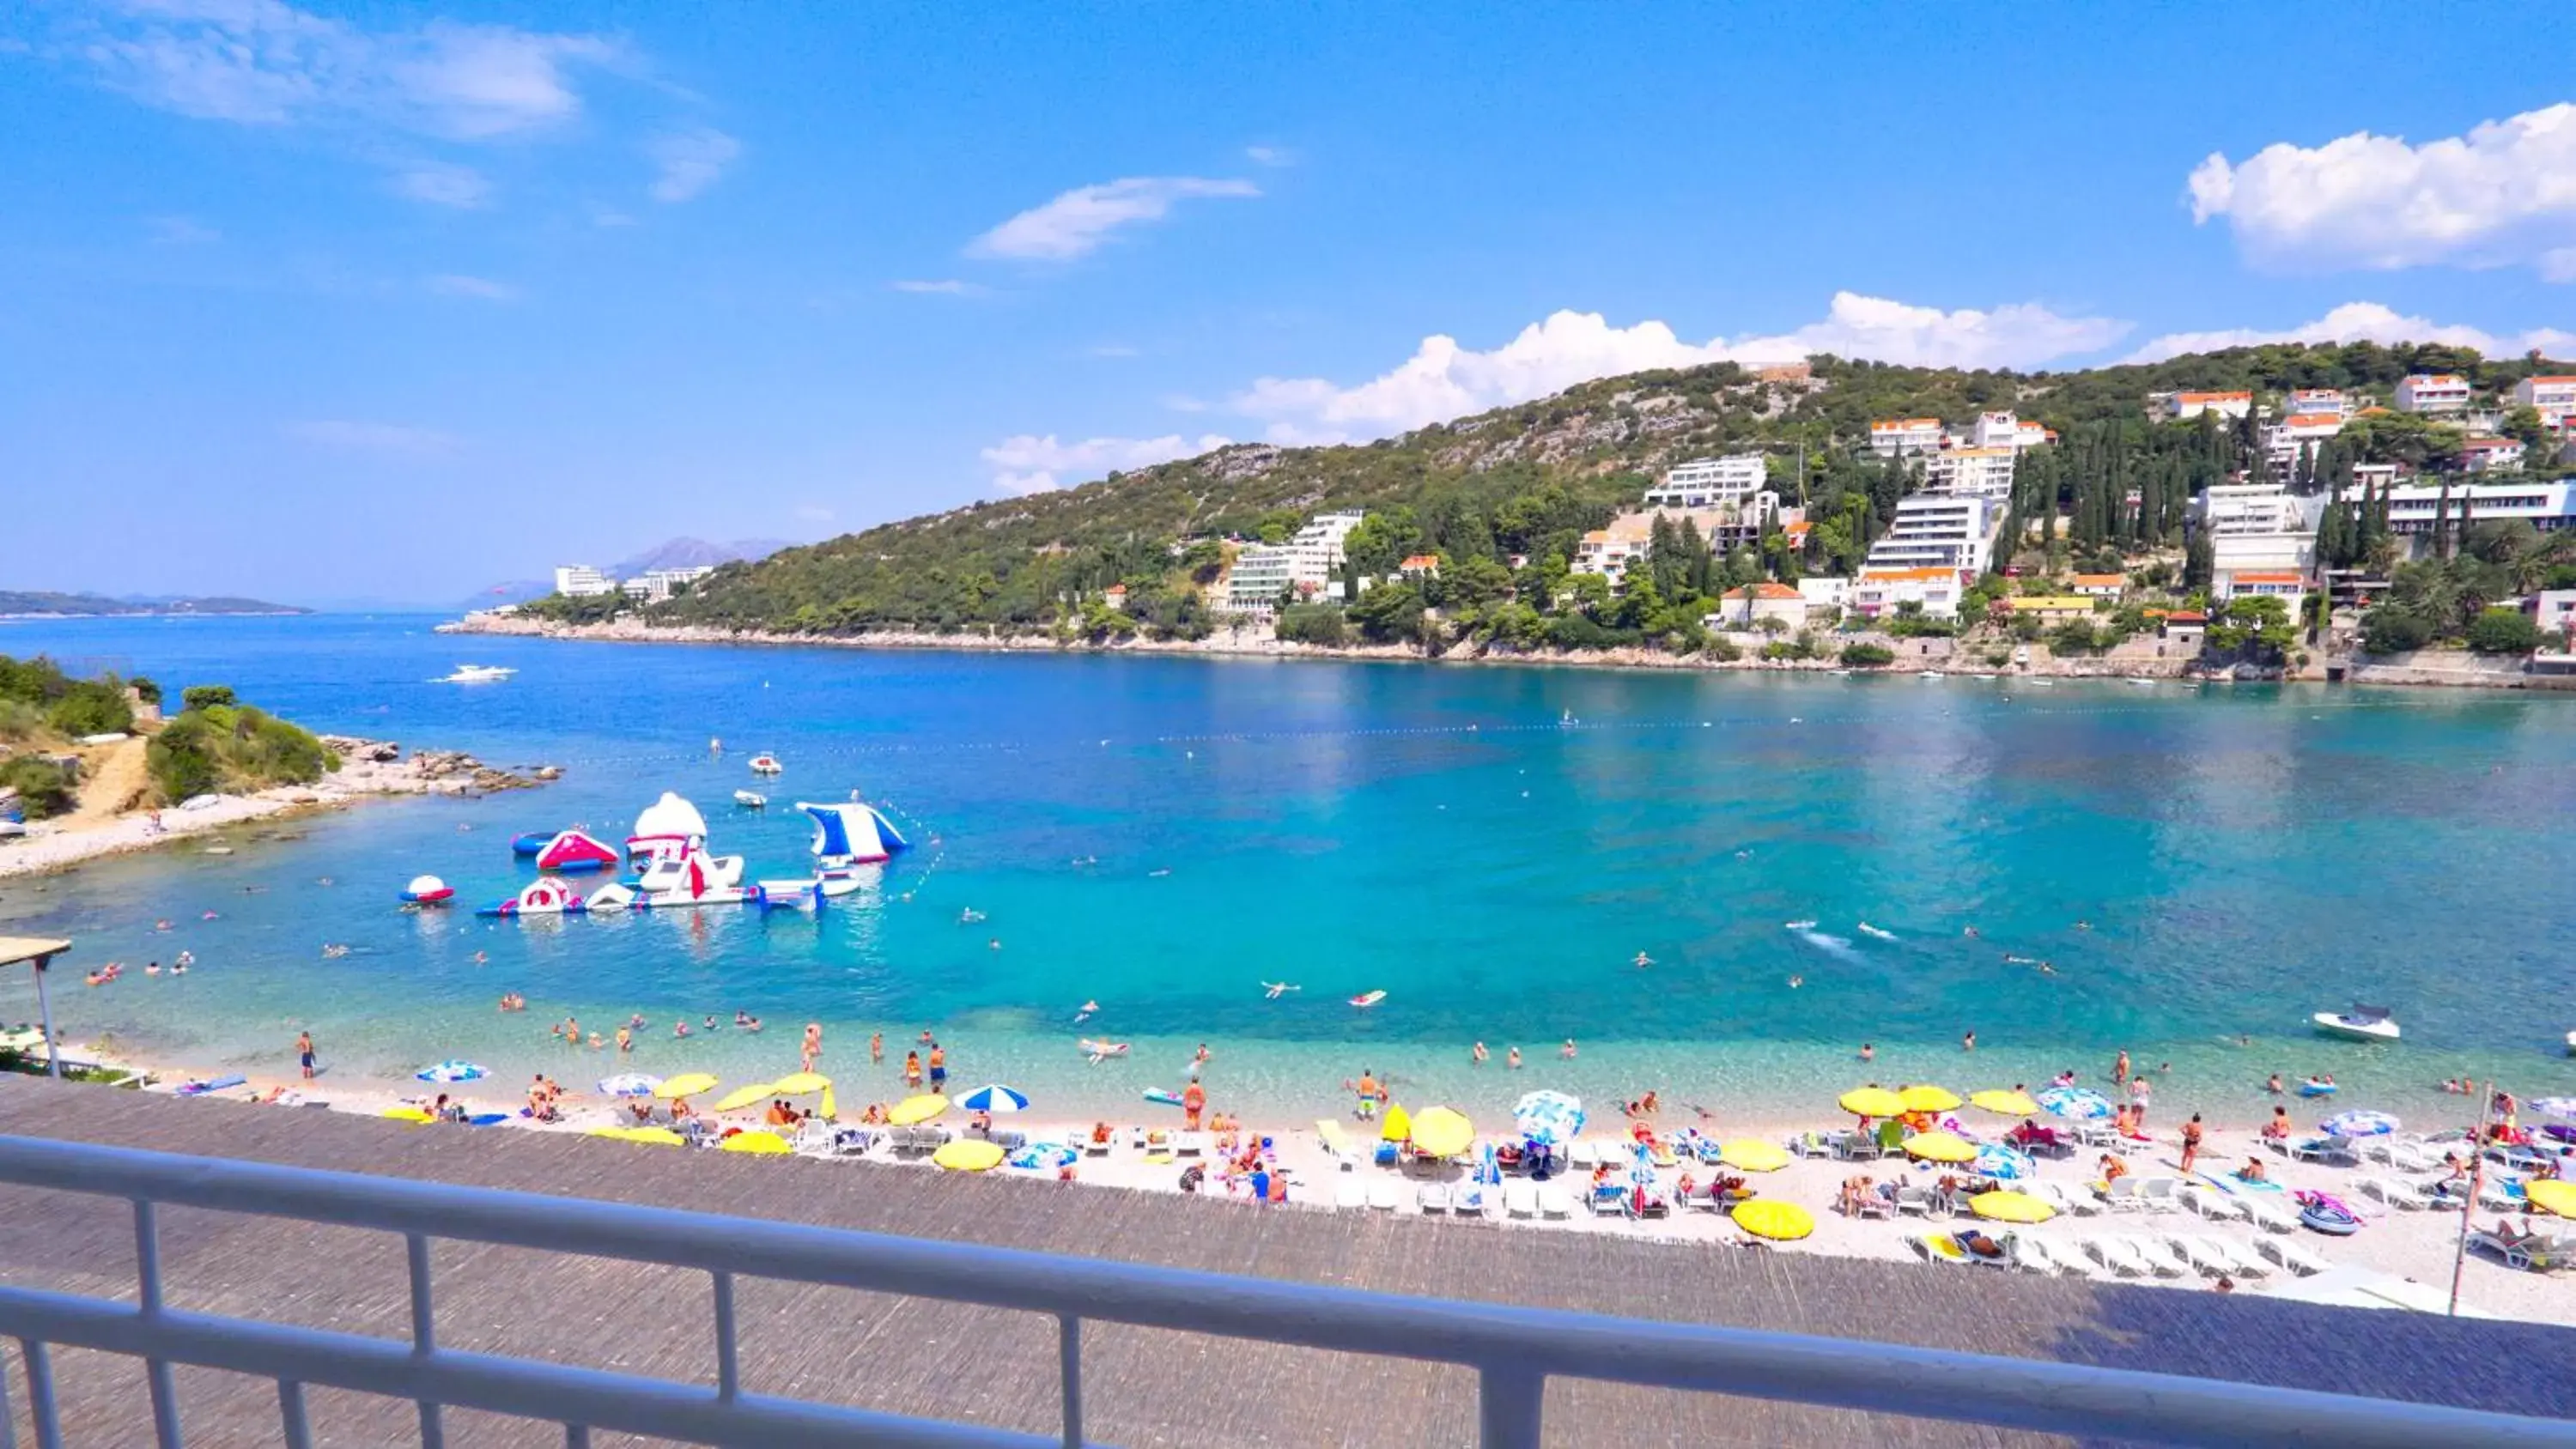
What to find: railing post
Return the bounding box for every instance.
[711,1271,738,1402]
[132,1200,183,1449]
[405,1234,444,1449]
[1477,1365,1543,1449]
[1057,1313,1083,1448]
[276,1379,313,1449]
[16,1342,58,1449]
[0,1337,15,1449]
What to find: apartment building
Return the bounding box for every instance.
[2148,391,2253,422]
[1920,446,2018,500]
[1644,455,1770,509]
[553,566,617,597]
[1868,418,1945,458]
[1861,494,1997,575]
[2512,375,2576,427]
[2395,373,2471,415]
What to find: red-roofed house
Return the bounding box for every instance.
[1868,417,1944,458]
[2151,391,2252,422]
[1399,555,1441,579]
[1102,584,1128,611]
[2514,375,2576,427]
[2397,373,2470,415]
[2069,573,2126,599]
[1708,580,1807,632]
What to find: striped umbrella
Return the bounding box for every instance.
[1972,1143,2034,1181]
[595,1073,662,1097]
[415,1060,487,1083]
[957,1083,1030,1115]
[2036,1086,2113,1121]
[2320,1109,2399,1138]
[1512,1090,1583,1146]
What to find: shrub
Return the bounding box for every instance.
[1839,641,1896,668]
[147,700,337,803]
[130,677,162,706]
[0,755,78,818]
[2360,609,2434,655]
[2464,608,2543,656]
[2046,621,2100,657]
[180,685,236,712]
[1273,605,1349,647]
[1700,634,1742,662]
[46,680,133,737]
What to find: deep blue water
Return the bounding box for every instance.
[3,615,2571,1125]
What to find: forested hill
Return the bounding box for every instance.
[651,340,2567,636]
[0,591,307,617]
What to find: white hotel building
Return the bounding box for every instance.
[1643,455,1770,509]
[1920,446,2018,500]
[1862,494,1997,576]
[2336,479,2576,537]
[1225,510,1368,617]
[2194,484,2322,606]
[2396,373,2471,415]
[2513,375,2576,427]
[553,565,617,597]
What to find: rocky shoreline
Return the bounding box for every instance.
[439,610,2561,690]
[0,737,555,880]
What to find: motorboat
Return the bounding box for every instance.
[748,753,784,775]
[733,790,767,809]
[437,664,515,684]
[2312,1004,2400,1044]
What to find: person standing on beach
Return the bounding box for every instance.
[2112,1050,2130,1087]
[296,1030,315,1082]
[870,1032,884,1065]
[927,1042,947,1092]
[801,1022,822,1074]
[2179,1113,2203,1174]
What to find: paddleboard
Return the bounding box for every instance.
[1144,1088,1185,1107]
[1350,991,1387,1008]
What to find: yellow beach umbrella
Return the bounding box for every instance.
[1718,1138,1791,1173]
[1838,1087,1905,1118]
[623,1126,687,1147]
[933,1138,1005,1172]
[888,1093,949,1126]
[1903,1131,1978,1163]
[770,1071,831,1095]
[720,1131,792,1155]
[1968,1190,2055,1224]
[1899,1085,1962,1114]
[711,1082,775,1113]
[2524,1179,2576,1218]
[1410,1106,1474,1159]
[1379,1103,1413,1143]
[819,1086,837,1122]
[1969,1089,2039,1117]
[1731,1200,1814,1241]
[653,1073,720,1100]
[1315,1119,1355,1158]
[584,1125,629,1138]
[382,1106,434,1124]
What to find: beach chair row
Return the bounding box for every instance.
[1906,1228,2322,1280]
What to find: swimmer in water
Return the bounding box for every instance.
[1075,1000,1099,1022]
[1261,981,1299,998]
[1788,975,1803,989]
[1633,951,1654,968]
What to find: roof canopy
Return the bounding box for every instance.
[0,937,72,967]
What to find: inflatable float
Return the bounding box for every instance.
[2297,1080,2339,1097]
[1349,990,1387,1009]
[478,877,587,918]
[509,832,555,857]
[799,800,909,867]
[1144,1088,1186,1107]
[1078,1039,1129,1058]
[399,874,454,905]
[533,830,620,874]
[625,791,710,868]
[2295,1190,2361,1236]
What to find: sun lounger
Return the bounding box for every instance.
[1173,1131,1206,1158]
[2081,1237,2149,1277]
[2360,1176,2427,1211]
[1083,1133,1112,1157]
[1586,1186,1628,1217]
[2287,1137,2357,1167]
[2470,1230,2568,1272]
[2366,1138,2438,1173]
[1333,1179,1366,1210]
[1537,1185,1573,1220]
[2099,1178,2147,1211]
[2032,1182,2099,1217]
[1894,1185,1942,1216]
[2120,1234,2191,1278]
[1419,1184,1449,1214]
[2256,1234,2326,1276]
[1907,1231,1967,1266]
[1366,1181,1400,1212]
[2184,1187,2246,1222]
[2239,1197,2297,1234]
[2211,1238,2269,1277]
[1453,1184,1490,1218]
[2167,1234,2234,1277]
[2137,1177,2186,1212]
[1504,1183,1539,1219]
[1569,1140,1598,1168]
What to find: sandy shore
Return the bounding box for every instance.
[0,736,550,881]
[76,1047,2570,1328]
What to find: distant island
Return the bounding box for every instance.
[0,591,309,618]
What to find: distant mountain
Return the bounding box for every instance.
[467,537,789,609]
[0,591,309,617]
[611,537,792,576]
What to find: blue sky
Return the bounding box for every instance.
[6,3,2574,603]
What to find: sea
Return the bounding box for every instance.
[3,614,2572,1131]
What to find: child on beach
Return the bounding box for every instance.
[296,1030,315,1082]
[903,1051,924,1089]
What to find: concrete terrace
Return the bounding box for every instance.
[0,1077,2570,1447]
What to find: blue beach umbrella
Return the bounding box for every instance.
[957,1084,1031,1115]
[2036,1087,2113,1122]
[2321,1109,2399,1138]
[1007,1143,1077,1170]
[414,1060,487,1084]
[596,1073,662,1097]
[1972,1143,2034,1181]
[1513,1090,1584,1146]
[1628,1140,1656,1186]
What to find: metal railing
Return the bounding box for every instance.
[0,1135,2569,1449]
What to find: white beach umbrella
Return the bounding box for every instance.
[2320,1109,2399,1138]
[957,1084,1030,1115]
[595,1073,662,1097]
[413,1060,487,1084]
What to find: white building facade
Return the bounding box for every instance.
[2512,375,2576,427]
[1646,455,1769,507]
[1868,418,1944,458]
[2339,480,2576,536]
[2149,391,2253,421]
[2395,373,2471,415]
[2195,484,2321,603]
[621,565,716,604]
[1920,446,2018,500]
[1862,494,1996,575]
[554,566,617,597]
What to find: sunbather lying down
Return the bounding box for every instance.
[1956,1230,2007,1260]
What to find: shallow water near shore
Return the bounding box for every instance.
[3,615,2573,1131]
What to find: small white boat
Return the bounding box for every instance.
[437,664,516,684]
[748,753,783,775]
[2563,1030,2575,1057]
[2312,1004,2400,1044]
[733,790,767,809]
[1917,670,1943,680]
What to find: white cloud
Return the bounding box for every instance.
[2188,102,2576,276]
[890,278,984,295]
[1230,294,2129,443]
[979,433,1232,495]
[2124,301,2576,364]
[968,176,1259,260]
[1244,145,1295,167]
[285,420,459,455]
[392,161,490,208]
[147,215,219,245]
[427,273,519,301]
[647,126,739,203]
[68,1,621,139]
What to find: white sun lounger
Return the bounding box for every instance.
[2184,1188,2246,1222]
[1504,1183,1539,1219]
[2359,1176,2428,1211]
[2167,1234,2235,1277]
[1453,1185,1489,1218]
[2239,1196,2297,1234]
[1367,1180,1400,1212]
[2137,1177,2186,1212]
[2121,1234,2191,1278]
[1419,1184,1449,1214]
[2099,1178,2147,1211]
[2034,1182,2099,1217]
[2081,1237,2150,1277]
[1333,1179,1366,1210]
[1569,1140,1600,1168]
[2011,1235,2079,1276]
[2256,1234,2326,1276]
[1537,1185,1574,1220]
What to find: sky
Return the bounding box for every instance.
[6,2,2576,604]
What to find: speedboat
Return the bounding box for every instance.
[733,790,767,809]
[437,664,515,684]
[2312,1004,2400,1044]
[748,753,784,775]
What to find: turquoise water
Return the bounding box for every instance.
[3,615,2573,1130]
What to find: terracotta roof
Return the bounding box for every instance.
[1724,582,1804,600]
[2005,596,2093,611]
[2231,572,2306,585]
[1870,417,1941,431]
[1783,521,1812,538]
[2164,611,2208,623]
[2281,414,2343,428]
[2070,574,2124,587]
[2462,437,2520,450]
[1400,555,1441,568]
[2406,374,2466,386]
[1103,584,1127,595]
[2178,391,2251,403]
[2526,375,2576,385]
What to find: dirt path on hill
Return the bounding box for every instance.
[61,737,150,827]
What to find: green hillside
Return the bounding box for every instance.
[622,340,2565,646]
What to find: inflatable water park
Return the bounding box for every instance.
[428,790,912,919]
